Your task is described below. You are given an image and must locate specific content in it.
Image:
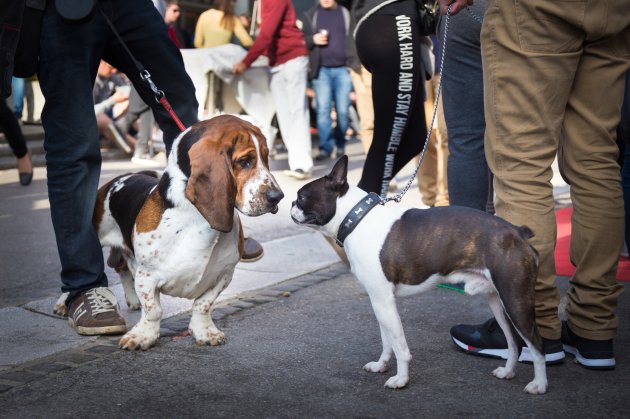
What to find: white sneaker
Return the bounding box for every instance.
[131,154,163,167]
[283,168,311,180]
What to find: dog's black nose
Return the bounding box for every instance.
[266,189,284,205]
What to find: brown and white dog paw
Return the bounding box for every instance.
[119,326,159,350]
[53,293,69,317]
[191,328,226,346]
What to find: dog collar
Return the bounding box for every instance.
[336,192,382,247]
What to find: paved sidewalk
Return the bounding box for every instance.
[0,270,628,417]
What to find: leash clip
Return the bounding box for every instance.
[140,69,165,103]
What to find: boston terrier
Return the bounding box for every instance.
[290,156,547,394]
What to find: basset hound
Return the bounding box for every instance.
[54,115,283,350]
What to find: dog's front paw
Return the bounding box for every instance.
[119,326,159,350]
[53,302,68,317]
[492,366,515,380]
[190,328,226,346]
[523,379,547,395]
[384,374,409,389]
[364,361,389,373]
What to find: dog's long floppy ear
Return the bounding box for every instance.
[327,155,349,195]
[185,138,236,232]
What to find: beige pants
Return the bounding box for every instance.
[350,66,374,153]
[482,0,630,339]
[419,75,449,207]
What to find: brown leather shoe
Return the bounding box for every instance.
[240,237,264,262]
[67,287,127,335]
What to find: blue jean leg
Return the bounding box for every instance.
[11,77,25,119]
[313,67,353,155]
[38,4,109,300]
[331,67,352,152]
[438,0,489,211]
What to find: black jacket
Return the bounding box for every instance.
[301,4,360,81]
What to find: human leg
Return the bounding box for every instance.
[482,0,583,340]
[438,0,488,211]
[271,56,313,174]
[0,98,32,185]
[558,15,630,341]
[349,66,374,153]
[331,67,353,155]
[356,14,426,197]
[10,77,25,120]
[433,76,449,206]
[38,5,110,302]
[419,78,438,206]
[0,98,27,158]
[312,67,334,157]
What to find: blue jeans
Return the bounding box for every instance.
[312,66,353,155]
[437,0,489,211]
[38,0,198,302]
[11,77,25,119]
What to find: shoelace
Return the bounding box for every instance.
[86,288,117,315]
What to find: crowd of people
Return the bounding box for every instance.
[1,0,629,377]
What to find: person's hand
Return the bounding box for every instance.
[232,61,247,75]
[112,91,129,103]
[438,0,473,15]
[313,32,328,46]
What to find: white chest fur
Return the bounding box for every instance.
[131,207,240,300]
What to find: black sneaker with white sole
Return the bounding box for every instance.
[561,321,615,370]
[450,317,565,365]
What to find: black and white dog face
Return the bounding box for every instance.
[290,156,349,229]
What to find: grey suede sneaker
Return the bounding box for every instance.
[67,287,127,335]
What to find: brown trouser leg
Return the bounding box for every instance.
[350,66,374,153]
[482,0,630,339]
[420,75,449,207]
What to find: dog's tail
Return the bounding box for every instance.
[517,225,534,240]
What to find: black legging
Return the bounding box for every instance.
[355,12,427,197]
[0,99,28,158]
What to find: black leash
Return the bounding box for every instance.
[99,6,186,132]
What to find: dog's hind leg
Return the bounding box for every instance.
[520,337,547,394]
[363,323,393,373]
[108,247,140,310]
[487,292,518,380]
[119,270,140,311]
[53,292,69,316]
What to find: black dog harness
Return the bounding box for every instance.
[336,192,382,247]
